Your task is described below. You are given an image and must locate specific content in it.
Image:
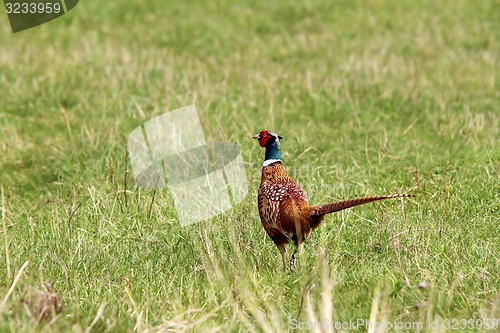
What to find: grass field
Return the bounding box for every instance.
[1,0,500,331]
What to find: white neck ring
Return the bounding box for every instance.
[263,159,282,167]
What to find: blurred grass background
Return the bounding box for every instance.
[1,0,499,331]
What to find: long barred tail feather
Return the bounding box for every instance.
[311,194,416,216]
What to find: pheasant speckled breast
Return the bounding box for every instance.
[253,130,415,270]
[258,163,310,239]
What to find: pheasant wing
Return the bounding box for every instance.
[258,182,308,238]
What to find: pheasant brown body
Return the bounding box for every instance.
[254,130,415,269]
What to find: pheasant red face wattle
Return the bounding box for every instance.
[253,130,282,147]
[253,130,270,147]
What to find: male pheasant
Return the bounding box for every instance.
[253,130,415,270]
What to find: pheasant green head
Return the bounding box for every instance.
[253,130,283,162]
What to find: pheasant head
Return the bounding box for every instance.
[253,130,283,162]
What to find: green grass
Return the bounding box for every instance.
[1,0,499,331]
